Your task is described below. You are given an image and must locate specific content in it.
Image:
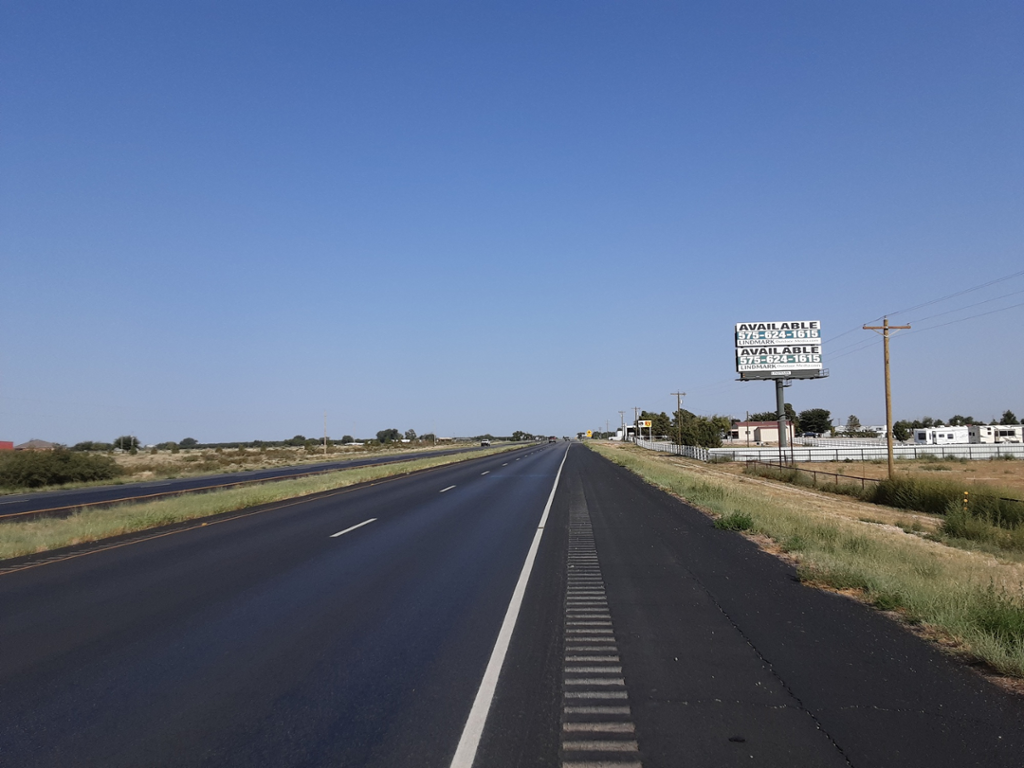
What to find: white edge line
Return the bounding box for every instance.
[448,444,571,768]
[329,518,377,538]
[481,471,489,475]
[440,485,457,493]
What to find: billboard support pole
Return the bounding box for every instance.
[776,378,788,465]
[864,317,910,480]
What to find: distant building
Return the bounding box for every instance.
[0,441,13,451]
[730,421,795,445]
[14,439,57,451]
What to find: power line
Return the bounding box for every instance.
[903,300,1024,336]
[903,288,1024,326]
[827,268,1024,345]
[885,267,1024,320]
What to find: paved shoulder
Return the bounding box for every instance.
[569,447,1024,768]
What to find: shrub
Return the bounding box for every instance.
[0,449,123,489]
[872,476,1024,527]
[715,511,754,531]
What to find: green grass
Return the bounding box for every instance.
[0,445,521,562]
[590,443,1024,678]
[714,511,754,531]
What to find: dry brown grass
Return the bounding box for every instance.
[714,455,1024,496]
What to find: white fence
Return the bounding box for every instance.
[632,437,1024,464]
[709,443,1024,463]
[634,438,710,462]
[802,437,887,447]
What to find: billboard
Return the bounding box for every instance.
[735,321,825,380]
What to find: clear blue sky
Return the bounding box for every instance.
[2,2,1022,444]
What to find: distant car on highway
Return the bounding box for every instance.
[548,436,558,443]
[480,439,491,447]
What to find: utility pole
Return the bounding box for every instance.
[323,411,328,457]
[618,411,625,435]
[671,391,686,445]
[864,317,910,479]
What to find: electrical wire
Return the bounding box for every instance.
[902,300,1024,336]
[883,267,1024,320]
[902,288,1024,326]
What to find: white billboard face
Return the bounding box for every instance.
[735,322,823,379]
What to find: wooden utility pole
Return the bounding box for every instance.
[671,391,686,445]
[864,317,910,479]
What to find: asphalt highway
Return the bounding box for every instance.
[3,444,1024,767]
[0,444,504,522]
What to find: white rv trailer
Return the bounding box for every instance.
[969,424,1023,444]
[913,426,970,445]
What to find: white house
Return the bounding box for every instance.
[730,421,795,445]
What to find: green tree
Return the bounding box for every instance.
[0,448,123,489]
[749,411,777,422]
[639,411,671,438]
[671,409,724,448]
[782,403,799,433]
[404,429,417,441]
[113,435,140,452]
[892,420,913,442]
[798,409,832,435]
[376,428,401,443]
[710,415,733,440]
[341,435,355,444]
[179,437,198,448]
[844,415,862,434]
[948,415,975,426]
[1001,410,1019,425]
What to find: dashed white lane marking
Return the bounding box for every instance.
[481,471,490,475]
[561,500,642,767]
[440,485,457,493]
[329,518,377,538]
[449,445,572,768]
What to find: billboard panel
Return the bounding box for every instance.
[735,321,824,380]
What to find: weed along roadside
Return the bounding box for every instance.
[0,445,522,563]
[588,442,1024,682]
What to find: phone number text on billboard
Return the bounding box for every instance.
[735,329,822,345]
[737,354,822,371]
